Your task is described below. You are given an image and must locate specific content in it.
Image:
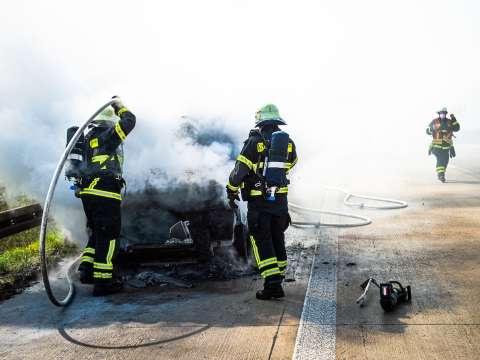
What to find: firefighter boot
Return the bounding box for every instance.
[438,172,446,183]
[93,279,123,297]
[256,275,285,300]
[77,264,94,285]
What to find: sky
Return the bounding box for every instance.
[0,0,478,235]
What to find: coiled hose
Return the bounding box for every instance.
[289,187,407,228]
[39,100,115,307]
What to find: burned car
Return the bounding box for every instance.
[117,180,249,265]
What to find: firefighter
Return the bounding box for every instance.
[426,107,460,182]
[77,97,136,296]
[226,104,298,300]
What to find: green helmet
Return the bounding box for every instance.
[437,107,448,114]
[255,104,287,127]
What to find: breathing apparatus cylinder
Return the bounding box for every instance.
[65,126,85,182]
[264,131,289,202]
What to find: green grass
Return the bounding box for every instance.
[0,230,77,273]
[0,227,78,301]
[0,228,40,253]
[0,186,78,300]
[0,190,44,252]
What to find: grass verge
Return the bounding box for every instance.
[0,228,78,301]
[0,187,79,301]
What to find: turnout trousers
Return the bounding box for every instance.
[432,147,450,176]
[247,208,290,281]
[78,195,121,285]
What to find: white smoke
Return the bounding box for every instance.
[1,0,479,240]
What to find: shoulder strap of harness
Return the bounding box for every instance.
[248,129,270,177]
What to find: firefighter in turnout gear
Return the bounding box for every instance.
[77,97,136,296]
[426,107,460,183]
[226,104,298,300]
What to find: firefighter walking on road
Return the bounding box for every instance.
[426,107,460,183]
[226,104,298,300]
[76,96,136,296]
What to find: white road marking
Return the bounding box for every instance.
[292,229,337,360]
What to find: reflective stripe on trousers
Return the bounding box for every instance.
[80,246,95,264]
[93,239,116,280]
[250,235,281,278]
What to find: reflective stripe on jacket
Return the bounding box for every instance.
[80,108,136,200]
[426,117,460,150]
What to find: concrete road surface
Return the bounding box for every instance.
[334,153,480,359]
[0,146,479,359]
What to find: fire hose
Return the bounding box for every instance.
[39,100,115,307]
[290,204,372,228]
[289,187,407,228]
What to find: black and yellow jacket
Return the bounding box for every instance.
[426,115,460,150]
[80,108,136,201]
[227,125,298,210]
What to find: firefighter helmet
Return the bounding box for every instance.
[95,106,118,121]
[255,104,287,127]
[437,107,448,114]
[89,106,117,130]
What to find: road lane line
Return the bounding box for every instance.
[292,230,337,360]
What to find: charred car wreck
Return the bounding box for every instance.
[118,180,250,265]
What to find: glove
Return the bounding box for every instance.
[111,95,125,114]
[450,147,456,158]
[226,187,240,209]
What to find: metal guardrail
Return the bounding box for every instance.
[0,203,43,239]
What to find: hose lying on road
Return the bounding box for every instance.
[39,100,115,307]
[289,187,407,228]
[290,203,372,228]
[320,185,408,210]
[344,193,407,210]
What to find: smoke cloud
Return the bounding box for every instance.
[121,118,237,246]
[0,1,479,242]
